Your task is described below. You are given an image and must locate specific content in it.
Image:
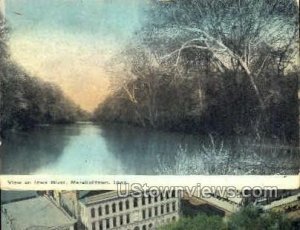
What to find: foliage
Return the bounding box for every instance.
[161,213,225,230]
[0,13,86,136]
[227,206,292,230]
[161,206,292,230]
[93,0,299,143]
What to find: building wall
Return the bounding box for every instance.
[0,0,4,17]
[80,191,180,230]
[52,191,80,218]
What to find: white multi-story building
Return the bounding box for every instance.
[79,190,181,230]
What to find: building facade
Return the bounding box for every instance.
[79,190,181,230]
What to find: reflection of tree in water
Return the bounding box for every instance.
[0,125,82,174]
[100,123,187,174]
[100,123,299,175]
[155,136,299,175]
[100,123,211,174]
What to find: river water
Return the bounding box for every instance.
[1,122,299,175]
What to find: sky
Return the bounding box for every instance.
[5,0,146,111]
[5,0,298,112]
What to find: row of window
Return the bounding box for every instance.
[91,191,177,218]
[91,216,177,230]
[92,214,130,230]
[142,223,153,230]
[138,191,175,207]
[137,216,177,230]
[91,200,130,218]
[143,190,177,205]
[142,202,177,220]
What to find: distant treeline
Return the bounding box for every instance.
[0,14,88,136]
[93,0,299,143]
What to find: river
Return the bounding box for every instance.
[1,122,299,175]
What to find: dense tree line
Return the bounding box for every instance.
[0,14,87,136]
[161,206,294,230]
[94,0,299,143]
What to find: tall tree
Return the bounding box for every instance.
[145,0,298,109]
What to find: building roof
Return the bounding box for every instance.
[80,191,124,206]
[79,190,112,200]
[263,193,300,210]
[1,191,38,204]
[1,216,11,230]
[78,191,91,199]
[1,196,76,230]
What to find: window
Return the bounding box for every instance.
[92,222,96,230]
[172,190,176,198]
[166,191,169,199]
[119,201,123,211]
[142,225,146,230]
[172,201,176,211]
[91,208,95,218]
[150,191,157,202]
[134,227,140,230]
[142,196,146,205]
[149,223,153,229]
[148,208,152,218]
[99,221,103,230]
[113,217,117,227]
[105,205,109,215]
[161,205,164,214]
[148,196,151,204]
[126,214,130,223]
[98,206,102,216]
[154,207,158,216]
[120,215,123,225]
[134,197,138,207]
[160,193,163,201]
[166,203,170,213]
[126,200,130,209]
[112,203,116,213]
[172,216,176,221]
[142,209,146,219]
[106,219,110,229]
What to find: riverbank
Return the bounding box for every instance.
[1,122,299,175]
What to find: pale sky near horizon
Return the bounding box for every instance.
[5,0,299,112]
[5,0,146,111]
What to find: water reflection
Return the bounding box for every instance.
[33,123,124,174]
[1,122,299,175]
[1,125,81,174]
[100,123,299,175]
